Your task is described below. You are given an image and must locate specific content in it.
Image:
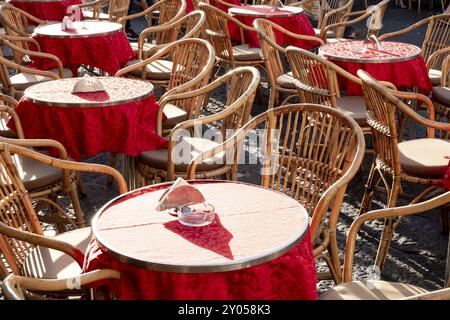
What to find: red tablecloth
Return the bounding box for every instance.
[9,95,166,161]
[229,9,317,49]
[82,185,318,300]
[31,31,134,75]
[186,0,240,13]
[8,0,82,22]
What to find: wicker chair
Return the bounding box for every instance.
[198,3,265,72]
[320,0,390,42]
[254,18,324,109]
[135,66,260,186]
[432,55,450,140]
[0,37,72,99]
[321,191,450,299]
[187,103,366,283]
[357,69,450,270]
[2,269,121,300]
[0,93,18,138]
[0,4,44,39]
[77,0,131,22]
[0,141,126,286]
[130,10,205,61]
[116,38,215,102]
[379,13,450,87]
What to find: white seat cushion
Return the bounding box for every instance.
[10,68,73,91]
[320,280,428,300]
[432,86,450,106]
[429,68,442,86]
[129,42,157,55]
[125,59,173,80]
[336,96,367,126]
[22,227,92,279]
[82,11,110,20]
[276,72,296,89]
[162,103,188,129]
[138,137,225,172]
[232,44,262,61]
[398,138,450,178]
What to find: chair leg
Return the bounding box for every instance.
[107,153,117,187]
[440,208,449,234]
[327,231,342,283]
[359,162,377,215]
[69,188,85,228]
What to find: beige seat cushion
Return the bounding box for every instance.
[314,28,336,38]
[82,11,110,20]
[22,227,92,279]
[10,68,73,91]
[336,96,367,126]
[125,59,173,80]
[11,154,62,191]
[433,86,450,106]
[320,280,428,300]
[129,42,157,55]
[232,44,262,61]
[429,68,442,86]
[276,72,296,89]
[138,137,226,172]
[162,103,188,129]
[398,138,450,178]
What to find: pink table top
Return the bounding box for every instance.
[92,181,310,273]
[24,77,154,107]
[34,21,123,39]
[229,5,304,18]
[319,40,421,64]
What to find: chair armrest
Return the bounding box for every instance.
[378,17,430,41]
[426,46,450,70]
[321,2,353,30]
[0,56,60,80]
[0,94,18,107]
[402,288,450,300]
[0,35,41,52]
[0,106,24,138]
[117,0,186,26]
[342,191,450,282]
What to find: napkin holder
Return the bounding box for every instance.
[62,5,81,31]
[71,75,106,93]
[155,177,215,227]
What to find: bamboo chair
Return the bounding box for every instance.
[130,10,205,61]
[432,54,450,140]
[0,93,18,138]
[0,4,44,39]
[187,103,366,283]
[198,3,265,73]
[254,18,324,109]
[116,38,215,100]
[2,269,121,300]
[321,191,450,299]
[0,141,126,288]
[0,38,71,99]
[135,66,260,186]
[285,46,380,137]
[379,13,450,87]
[320,0,390,42]
[77,0,131,22]
[357,70,450,271]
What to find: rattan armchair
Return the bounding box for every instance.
[432,54,450,140]
[131,10,205,60]
[321,191,450,299]
[0,141,126,285]
[379,13,450,87]
[0,93,18,138]
[254,18,323,109]
[2,269,121,300]
[0,4,44,38]
[116,38,215,99]
[187,103,366,283]
[198,3,265,72]
[135,66,260,186]
[357,69,450,271]
[77,0,131,22]
[320,0,390,42]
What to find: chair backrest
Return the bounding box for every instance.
[0,143,43,276]
[198,3,235,66]
[188,103,365,240]
[422,14,450,70]
[0,4,33,37]
[286,46,342,107]
[155,0,186,26]
[107,0,131,21]
[319,0,354,37]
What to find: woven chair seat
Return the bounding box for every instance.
[10,68,73,91]
[129,42,158,55]
[22,227,92,279]
[162,103,188,129]
[398,138,450,178]
[232,44,262,61]
[428,68,442,86]
[125,59,173,80]
[320,280,428,300]
[336,96,367,126]
[276,72,296,89]
[432,86,450,106]
[138,137,226,172]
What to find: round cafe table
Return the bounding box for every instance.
[319,40,433,96]
[31,21,134,75]
[82,181,318,300]
[7,0,82,22]
[228,5,318,49]
[8,77,166,163]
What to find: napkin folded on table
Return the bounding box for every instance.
[71,75,106,93]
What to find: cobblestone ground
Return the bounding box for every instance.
[1,1,448,299]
